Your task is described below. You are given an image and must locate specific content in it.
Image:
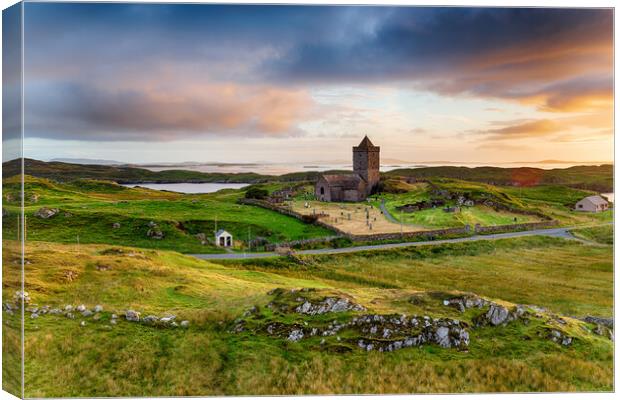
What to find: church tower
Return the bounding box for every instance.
[353,135,380,194]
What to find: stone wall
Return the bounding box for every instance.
[474,220,559,234]
[346,226,471,242]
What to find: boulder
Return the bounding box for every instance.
[34,207,59,219]
[180,320,190,328]
[443,294,488,312]
[14,290,31,304]
[147,229,164,240]
[435,326,451,348]
[142,315,159,325]
[81,310,93,317]
[93,305,103,313]
[548,329,573,346]
[112,223,121,229]
[486,304,510,326]
[125,310,140,322]
[76,304,86,312]
[287,329,304,342]
[295,297,365,315]
[583,316,613,329]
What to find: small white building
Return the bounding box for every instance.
[215,229,233,247]
[575,195,609,212]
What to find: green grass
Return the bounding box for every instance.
[384,164,613,192]
[4,234,612,396]
[386,205,538,228]
[571,225,614,245]
[2,176,332,253]
[378,179,612,229]
[232,236,613,317]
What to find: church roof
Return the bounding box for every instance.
[356,135,376,149]
[319,173,364,188]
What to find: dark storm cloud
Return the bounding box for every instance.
[21,4,613,141]
[269,8,612,105]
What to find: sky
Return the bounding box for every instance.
[4,4,614,165]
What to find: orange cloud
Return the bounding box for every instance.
[476,108,613,142]
[26,81,317,141]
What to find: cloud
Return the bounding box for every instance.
[474,109,613,142]
[21,5,613,142]
[25,81,316,141]
[484,119,561,139]
[268,8,612,112]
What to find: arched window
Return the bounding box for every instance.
[320,187,325,195]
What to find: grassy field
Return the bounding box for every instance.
[571,225,614,245]
[2,176,332,253]
[377,179,612,229]
[2,235,613,396]
[384,164,613,192]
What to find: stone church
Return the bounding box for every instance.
[315,136,380,202]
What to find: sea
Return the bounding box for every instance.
[121,182,249,194]
[139,161,611,176]
[122,161,612,196]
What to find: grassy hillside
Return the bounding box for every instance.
[385,165,613,192]
[2,176,332,253]
[571,225,614,245]
[3,158,349,185]
[3,159,613,192]
[378,179,612,229]
[3,236,612,396]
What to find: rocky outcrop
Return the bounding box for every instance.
[272,313,471,351]
[147,228,164,240]
[547,329,573,346]
[13,290,31,305]
[295,297,366,315]
[582,316,613,329]
[443,294,528,327]
[5,299,187,330]
[443,294,489,312]
[34,207,59,219]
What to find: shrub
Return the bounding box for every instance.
[245,187,269,200]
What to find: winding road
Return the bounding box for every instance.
[189,224,608,261]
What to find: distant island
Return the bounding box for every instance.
[2,158,613,193]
